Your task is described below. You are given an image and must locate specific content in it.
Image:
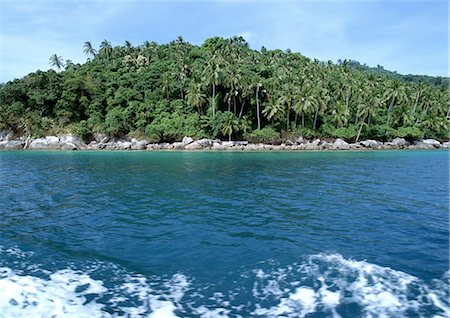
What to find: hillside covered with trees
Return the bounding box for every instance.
[1,36,449,143]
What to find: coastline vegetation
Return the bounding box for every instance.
[0,36,448,143]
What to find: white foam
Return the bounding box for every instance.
[0,250,448,318]
[0,266,190,318]
[250,253,450,318]
[0,267,108,318]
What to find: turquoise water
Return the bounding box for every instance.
[0,150,448,317]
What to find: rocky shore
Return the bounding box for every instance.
[0,131,448,151]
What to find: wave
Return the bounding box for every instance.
[0,248,448,317]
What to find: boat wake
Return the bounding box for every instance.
[0,247,448,317]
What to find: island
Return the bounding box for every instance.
[1,36,448,150]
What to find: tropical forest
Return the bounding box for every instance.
[1,36,448,143]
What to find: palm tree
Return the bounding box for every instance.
[83,41,97,59]
[330,101,350,128]
[254,79,263,129]
[124,40,133,54]
[221,111,240,141]
[99,40,112,59]
[49,54,65,71]
[355,98,377,142]
[162,72,172,101]
[186,83,206,114]
[203,53,223,118]
[262,95,284,126]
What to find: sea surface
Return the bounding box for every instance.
[0,150,448,318]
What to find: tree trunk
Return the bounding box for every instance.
[294,112,298,128]
[447,105,450,118]
[239,100,245,119]
[302,111,305,127]
[412,91,420,114]
[355,122,364,142]
[212,84,216,117]
[416,103,430,124]
[345,94,349,111]
[228,133,232,142]
[256,87,261,130]
[24,134,31,149]
[368,113,371,126]
[313,107,319,130]
[286,106,291,131]
[233,95,237,115]
[388,95,395,112]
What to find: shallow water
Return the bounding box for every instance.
[0,150,448,317]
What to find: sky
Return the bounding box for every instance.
[0,0,448,83]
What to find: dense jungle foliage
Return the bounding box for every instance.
[1,36,449,142]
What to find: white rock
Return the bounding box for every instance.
[182,136,194,146]
[172,142,184,149]
[29,136,60,149]
[361,140,379,148]
[0,130,14,141]
[130,139,148,150]
[422,139,441,148]
[222,141,234,148]
[211,142,225,150]
[412,141,434,149]
[0,140,24,150]
[117,141,132,150]
[333,138,349,149]
[442,142,450,149]
[184,141,202,150]
[196,138,213,147]
[387,137,409,147]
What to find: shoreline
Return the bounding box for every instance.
[0,133,448,151]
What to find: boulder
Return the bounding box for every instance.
[184,141,203,150]
[29,136,61,149]
[296,137,306,144]
[320,141,333,149]
[442,142,450,149]
[172,142,184,150]
[196,138,213,148]
[392,137,408,147]
[349,143,362,149]
[304,139,321,150]
[422,139,441,148]
[411,141,434,149]
[0,140,24,150]
[131,139,148,150]
[221,141,234,148]
[161,143,173,150]
[211,142,225,150]
[59,134,85,149]
[182,136,194,146]
[146,143,159,150]
[88,142,104,150]
[361,140,379,148]
[117,141,132,150]
[93,133,109,143]
[60,142,77,150]
[333,138,350,150]
[0,130,14,141]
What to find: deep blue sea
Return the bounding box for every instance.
[0,150,448,317]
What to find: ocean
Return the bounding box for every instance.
[0,150,448,317]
